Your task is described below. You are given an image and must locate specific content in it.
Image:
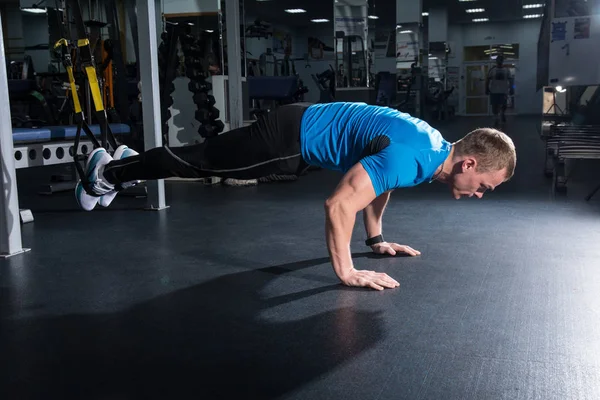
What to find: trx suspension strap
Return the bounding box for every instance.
[54,37,103,196]
[55,0,121,196]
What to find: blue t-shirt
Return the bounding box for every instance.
[300,102,452,196]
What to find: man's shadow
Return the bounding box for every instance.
[1,253,389,399]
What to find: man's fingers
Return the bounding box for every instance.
[391,243,421,256]
[386,247,397,256]
[376,272,399,287]
[368,282,384,291]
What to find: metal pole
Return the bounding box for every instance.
[0,13,29,258]
[225,0,243,129]
[137,0,168,210]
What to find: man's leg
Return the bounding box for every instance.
[490,95,500,127]
[500,95,507,123]
[76,103,311,210]
[105,103,310,183]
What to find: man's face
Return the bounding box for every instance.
[449,159,507,199]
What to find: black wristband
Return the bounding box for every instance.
[365,234,384,246]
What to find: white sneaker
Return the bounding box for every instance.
[75,148,114,211]
[98,145,141,207]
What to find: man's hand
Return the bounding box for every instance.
[341,268,400,291]
[371,242,421,257]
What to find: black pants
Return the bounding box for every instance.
[103,102,312,184]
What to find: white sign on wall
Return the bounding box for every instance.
[549,14,600,87]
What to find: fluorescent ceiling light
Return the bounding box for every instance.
[396,24,402,29]
[523,3,544,8]
[368,15,379,19]
[523,14,542,18]
[459,0,477,2]
[21,7,47,13]
[400,30,413,34]
[466,8,485,13]
[311,18,329,23]
[472,18,489,22]
[422,12,429,16]
[205,29,214,33]
[284,8,306,13]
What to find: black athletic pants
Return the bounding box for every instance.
[103,102,312,184]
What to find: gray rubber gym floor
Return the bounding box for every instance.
[2,116,600,399]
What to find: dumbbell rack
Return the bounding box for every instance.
[157,24,225,143]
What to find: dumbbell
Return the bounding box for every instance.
[195,106,220,122]
[198,120,225,138]
[189,81,212,92]
[193,93,216,107]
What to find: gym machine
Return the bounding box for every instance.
[538,1,600,198]
[332,0,376,104]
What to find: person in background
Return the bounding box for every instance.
[486,55,514,127]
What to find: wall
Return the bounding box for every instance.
[448,19,543,115]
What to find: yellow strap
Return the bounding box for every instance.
[54,38,68,49]
[66,67,82,114]
[84,66,105,112]
[77,38,90,47]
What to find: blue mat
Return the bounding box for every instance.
[12,124,131,142]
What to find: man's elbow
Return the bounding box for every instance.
[324,197,350,217]
[324,197,340,213]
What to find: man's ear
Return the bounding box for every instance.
[462,157,477,171]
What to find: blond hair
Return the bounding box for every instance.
[453,128,516,180]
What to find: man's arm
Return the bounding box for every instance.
[325,163,399,290]
[485,68,492,95]
[363,191,391,238]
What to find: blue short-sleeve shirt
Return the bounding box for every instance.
[300,102,452,196]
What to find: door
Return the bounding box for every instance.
[465,64,490,115]
[464,62,518,116]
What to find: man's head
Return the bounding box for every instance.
[447,128,516,199]
[496,54,504,66]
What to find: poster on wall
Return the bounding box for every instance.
[549,14,600,87]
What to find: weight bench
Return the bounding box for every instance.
[247,76,300,118]
[12,123,146,196]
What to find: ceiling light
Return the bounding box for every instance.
[523,14,542,18]
[523,3,544,8]
[422,12,429,16]
[21,7,46,13]
[472,18,489,22]
[396,24,402,29]
[459,0,477,2]
[284,8,306,13]
[466,8,485,13]
[400,30,413,34]
[205,29,214,33]
[311,18,329,23]
[368,15,379,19]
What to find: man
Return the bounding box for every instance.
[77,102,516,290]
[486,55,514,127]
